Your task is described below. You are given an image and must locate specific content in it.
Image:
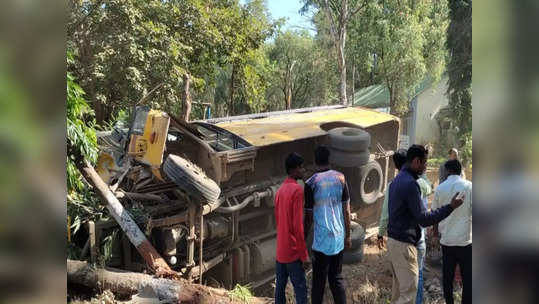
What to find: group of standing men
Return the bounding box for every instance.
[273,144,471,304]
[377,146,472,304]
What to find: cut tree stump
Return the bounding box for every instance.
[67,260,272,304]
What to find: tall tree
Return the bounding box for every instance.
[205,0,276,117]
[266,30,324,110]
[302,0,366,105]
[224,0,274,116]
[68,0,274,122]
[346,0,448,115]
[446,0,472,138]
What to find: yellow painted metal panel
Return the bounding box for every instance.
[217,107,397,146]
[128,110,170,168]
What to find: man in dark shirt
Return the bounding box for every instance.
[387,145,463,304]
[274,153,309,304]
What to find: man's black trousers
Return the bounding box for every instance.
[442,244,472,304]
[312,249,346,304]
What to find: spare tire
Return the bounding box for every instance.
[359,161,383,205]
[328,127,371,152]
[343,246,364,264]
[329,148,370,168]
[163,154,221,203]
[343,222,365,264]
[349,221,366,249]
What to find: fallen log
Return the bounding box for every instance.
[67,260,271,304]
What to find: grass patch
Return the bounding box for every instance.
[229,284,253,302]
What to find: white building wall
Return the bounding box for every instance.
[414,77,449,145]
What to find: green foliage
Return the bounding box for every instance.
[68,0,276,122]
[301,0,367,105]
[427,157,446,168]
[346,0,448,116]
[99,229,120,266]
[67,53,107,251]
[266,30,336,109]
[460,133,472,167]
[242,48,274,113]
[218,0,277,116]
[66,67,97,192]
[446,0,472,138]
[229,284,253,302]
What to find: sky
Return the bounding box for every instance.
[241,0,316,35]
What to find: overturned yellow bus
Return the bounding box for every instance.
[93,105,400,290]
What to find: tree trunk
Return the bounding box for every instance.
[389,85,397,116]
[321,1,348,106]
[229,65,235,116]
[338,44,347,105]
[286,85,292,110]
[351,64,355,106]
[285,60,297,110]
[67,259,272,304]
[336,19,348,106]
[93,100,105,124]
[79,162,174,276]
[181,73,192,122]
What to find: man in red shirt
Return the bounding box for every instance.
[274,152,309,304]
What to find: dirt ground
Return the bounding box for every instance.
[266,166,470,304]
[268,238,462,304]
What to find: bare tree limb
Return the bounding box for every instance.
[350,0,367,18]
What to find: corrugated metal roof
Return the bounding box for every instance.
[216,106,398,147]
[352,85,389,108]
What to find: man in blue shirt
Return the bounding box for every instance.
[304,146,351,304]
[387,145,463,304]
[378,149,431,304]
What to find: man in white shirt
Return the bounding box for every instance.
[432,160,472,304]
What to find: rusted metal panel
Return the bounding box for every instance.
[128,110,170,168]
[250,238,277,275]
[217,107,398,147]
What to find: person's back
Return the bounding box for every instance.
[306,169,348,255]
[434,174,472,246]
[304,146,350,304]
[275,180,307,262]
[274,153,308,304]
[432,159,472,304]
